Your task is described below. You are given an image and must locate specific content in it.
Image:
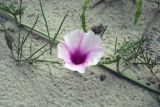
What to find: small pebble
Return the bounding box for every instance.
[91,24,107,35]
[100,74,106,81]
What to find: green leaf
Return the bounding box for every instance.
[134,0,142,25]
[80,0,90,32]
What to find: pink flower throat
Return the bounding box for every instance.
[70,48,88,65]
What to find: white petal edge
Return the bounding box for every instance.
[57,42,71,63]
[81,30,102,53]
[64,29,84,51]
[65,63,86,73]
[86,48,104,66]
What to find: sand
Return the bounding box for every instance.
[0,0,160,106]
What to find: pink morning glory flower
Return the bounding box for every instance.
[57,29,103,73]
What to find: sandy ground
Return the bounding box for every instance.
[0,0,160,107]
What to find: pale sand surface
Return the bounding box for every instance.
[0,0,160,107]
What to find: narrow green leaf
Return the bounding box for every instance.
[52,11,69,42]
[39,0,50,38]
[80,0,90,32]
[134,0,142,25]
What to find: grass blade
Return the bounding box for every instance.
[80,0,90,32]
[22,11,69,63]
[21,14,39,46]
[39,0,52,53]
[134,0,142,25]
[51,11,69,43]
[17,14,39,64]
[19,0,22,25]
[39,0,50,38]
[17,0,22,61]
[20,42,49,63]
[28,59,61,64]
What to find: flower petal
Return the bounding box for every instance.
[86,48,104,66]
[65,63,86,73]
[57,30,104,74]
[81,31,102,52]
[64,29,84,51]
[81,31,104,66]
[57,42,71,63]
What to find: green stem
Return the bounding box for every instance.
[13,15,18,24]
[98,63,160,95]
